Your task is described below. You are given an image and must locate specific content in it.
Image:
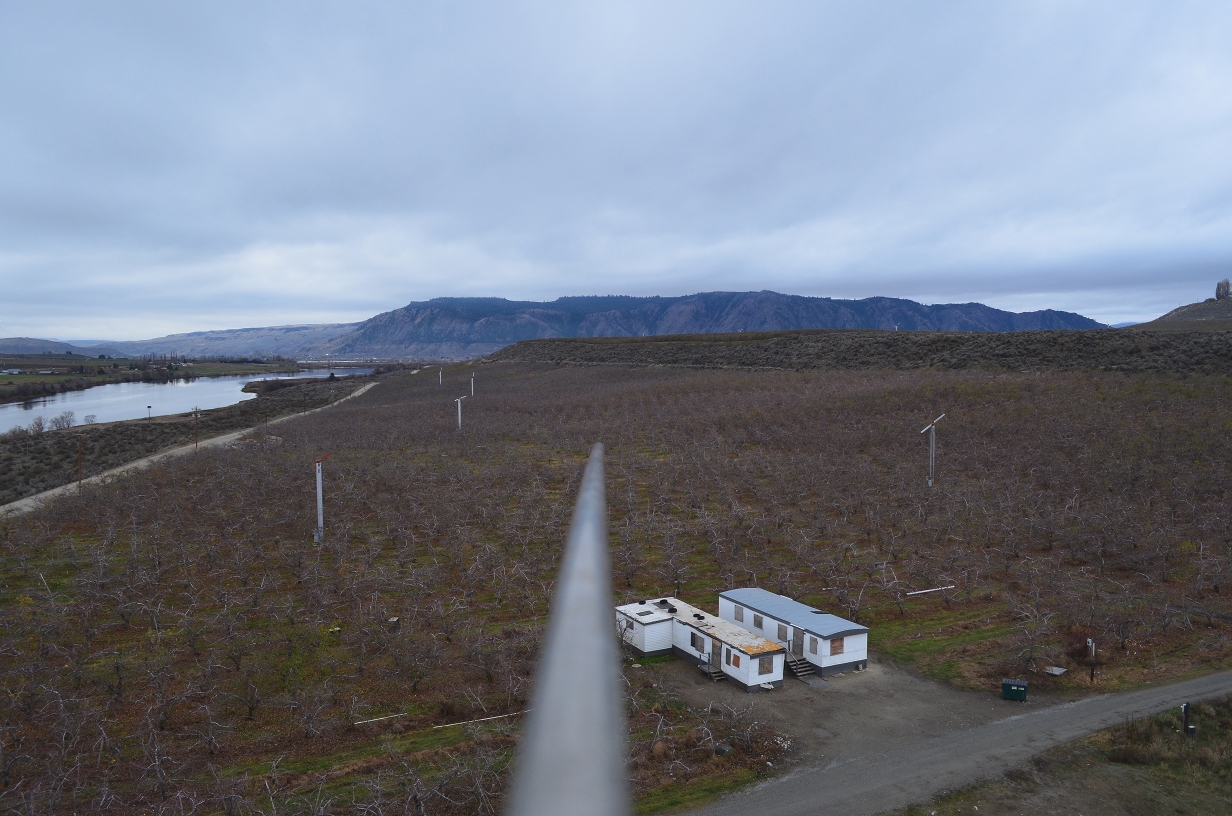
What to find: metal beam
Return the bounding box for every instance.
[506,442,630,816]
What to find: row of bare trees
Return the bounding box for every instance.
[1,364,1229,812]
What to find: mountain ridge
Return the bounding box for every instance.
[5,292,1105,360]
[311,291,1104,359]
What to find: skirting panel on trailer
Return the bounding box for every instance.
[819,659,867,676]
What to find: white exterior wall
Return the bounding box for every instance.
[717,644,783,686]
[617,613,674,655]
[819,632,868,668]
[644,619,672,653]
[717,597,740,629]
[617,612,645,652]
[673,621,717,665]
[719,596,777,641]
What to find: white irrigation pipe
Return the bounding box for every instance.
[353,712,410,725]
[352,709,531,729]
[905,585,956,596]
[433,710,530,729]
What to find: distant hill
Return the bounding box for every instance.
[22,292,1104,360]
[311,292,1104,359]
[488,327,1232,374]
[0,337,124,357]
[104,324,358,358]
[1136,297,1232,331]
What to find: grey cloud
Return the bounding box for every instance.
[2,2,1231,338]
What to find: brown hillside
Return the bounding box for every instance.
[1137,297,1232,331]
[487,327,1232,374]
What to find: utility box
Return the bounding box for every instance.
[1001,678,1028,701]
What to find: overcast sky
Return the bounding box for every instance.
[2,2,1230,339]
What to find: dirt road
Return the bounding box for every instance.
[693,667,1232,816]
[0,382,376,518]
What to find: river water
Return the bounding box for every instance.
[0,368,373,433]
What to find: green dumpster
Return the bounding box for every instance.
[1001,678,1028,701]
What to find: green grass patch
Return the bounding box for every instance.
[877,623,1015,664]
[633,654,676,665]
[220,722,477,780]
[635,767,758,814]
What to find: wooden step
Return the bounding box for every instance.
[785,655,815,677]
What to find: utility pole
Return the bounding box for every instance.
[314,452,333,544]
[919,413,945,487]
[147,405,152,422]
[455,395,468,430]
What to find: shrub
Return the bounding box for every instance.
[49,411,75,430]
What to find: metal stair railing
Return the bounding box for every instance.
[506,443,631,816]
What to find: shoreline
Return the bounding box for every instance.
[0,364,306,409]
[0,381,377,518]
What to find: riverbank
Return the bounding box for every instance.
[0,375,373,505]
[0,381,377,518]
[0,357,303,406]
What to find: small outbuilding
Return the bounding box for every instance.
[616,597,785,691]
[614,598,674,657]
[718,587,869,677]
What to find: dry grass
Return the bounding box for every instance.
[897,696,1232,816]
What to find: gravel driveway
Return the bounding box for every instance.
[646,657,1232,815]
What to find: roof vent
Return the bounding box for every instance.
[667,606,677,613]
[638,600,647,605]
[693,613,704,620]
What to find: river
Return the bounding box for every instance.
[0,368,373,433]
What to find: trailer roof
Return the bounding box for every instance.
[720,587,869,638]
[617,597,783,656]
[615,600,672,625]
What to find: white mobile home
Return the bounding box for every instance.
[718,588,869,676]
[616,597,785,691]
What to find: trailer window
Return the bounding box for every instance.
[690,632,705,652]
[725,649,731,666]
[809,636,818,654]
[731,654,741,668]
[624,619,633,630]
[777,623,788,641]
[753,614,763,629]
[830,637,845,656]
[758,655,774,675]
[734,605,744,622]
